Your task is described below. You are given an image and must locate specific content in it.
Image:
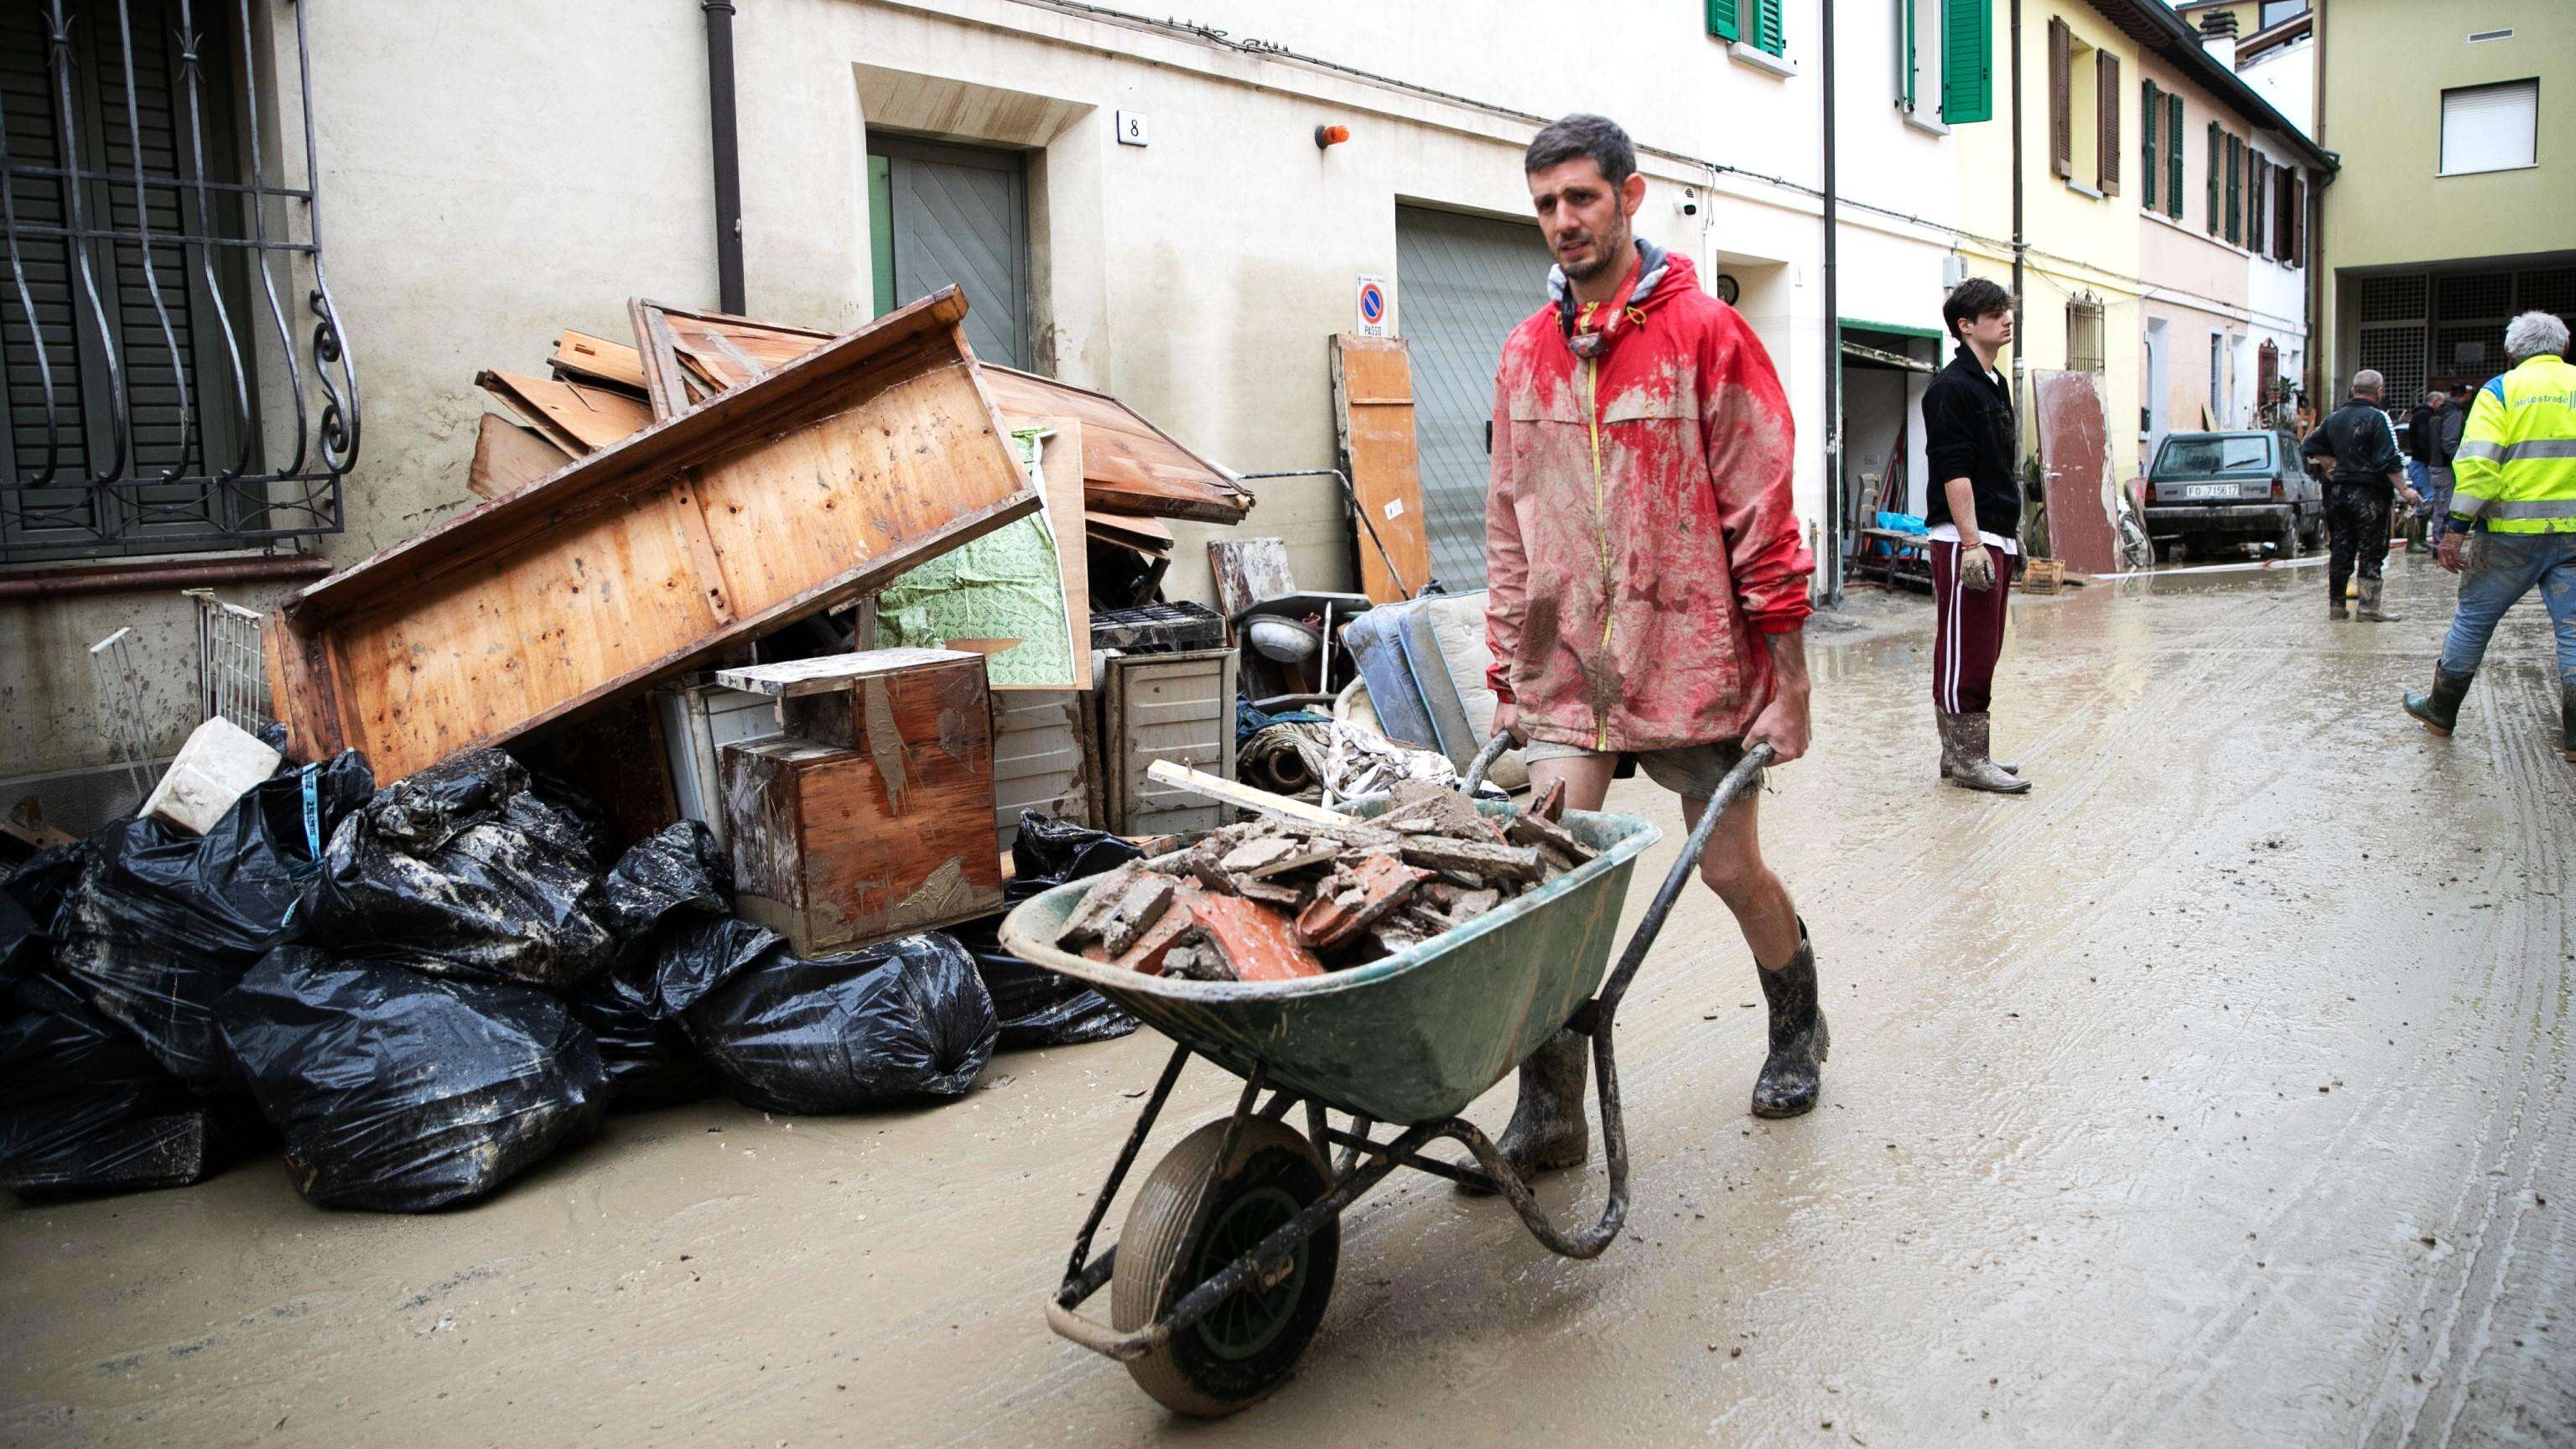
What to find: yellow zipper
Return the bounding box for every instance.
[1587,352,1613,750]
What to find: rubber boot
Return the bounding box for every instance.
[2402,666,2475,736]
[1935,711,2019,781]
[2356,579,2402,622]
[1752,922,1828,1119]
[2329,579,2350,621]
[1945,713,2031,794]
[2561,681,2575,764]
[1455,1027,1589,1194]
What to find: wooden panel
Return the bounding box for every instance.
[269,290,1041,782]
[467,413,574,501]
[980,366,1254,523]
[1330,335,1431,604]
[551,330,650,394]
[2033,369,2121,576]
[476,371,652,453]
[720,652,1002,954]
[631,299,836,422]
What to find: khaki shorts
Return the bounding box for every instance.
[1519,738,1759,801]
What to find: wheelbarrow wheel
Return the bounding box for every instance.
[1111,1118,1340,1416]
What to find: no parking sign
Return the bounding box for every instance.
[1355,275,1389,337]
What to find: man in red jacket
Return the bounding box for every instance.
[1478,114,1822,1187]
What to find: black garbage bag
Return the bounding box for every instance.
[676,931,998,1114]
[296,749,614,992]
[3,840,86,990]
[218,947,608,1212]
[569,823,738,1109]
[1,974,265,1197]
[949,813,1140,1050]
[53,753,374,1087]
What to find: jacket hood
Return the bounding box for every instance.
[1550,240,1696,357]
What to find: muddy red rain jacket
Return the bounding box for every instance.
[1484,242,1811,752]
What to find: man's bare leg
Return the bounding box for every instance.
[1678,787,1800,969]
[1681,785,1825,1116]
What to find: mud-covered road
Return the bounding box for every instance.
[7,554,2569,1447]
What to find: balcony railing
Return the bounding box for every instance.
[0,0,354,563]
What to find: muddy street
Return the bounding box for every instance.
[6,555,2569,1448]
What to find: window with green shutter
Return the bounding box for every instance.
[2167,96,2184,218]
[2225,133,2241,244]
[1708,0,1740,42]
[2205,121,2220,234]
[1898,0,1917,112]
[1751,0,1785,56]
[2142,80,2160,210]
[1942,0,1992,123]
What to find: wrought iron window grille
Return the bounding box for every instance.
[1,0,355,563]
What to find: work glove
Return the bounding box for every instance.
[1959,544,1997,594]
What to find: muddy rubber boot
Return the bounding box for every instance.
[1935,711,2019,780]
[1752,923,1828,1119]
[2402,666,2475,736]
[2356,579,2402,622]
[1455,1027,1589,1194]
[1945,713,2032,794]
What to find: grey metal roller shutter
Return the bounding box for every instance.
[870,136,1031,371]
[1394,205,1551,593]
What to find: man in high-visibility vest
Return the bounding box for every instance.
[2402,310,2576,763]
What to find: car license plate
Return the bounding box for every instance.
[2184,484,2236,499]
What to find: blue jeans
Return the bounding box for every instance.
[2439,530,2576,684]
[2423,465,2456,547]
[2407,460,2430,501]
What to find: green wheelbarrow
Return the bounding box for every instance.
[998,739,1772,1416]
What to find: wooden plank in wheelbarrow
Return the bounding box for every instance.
[264,288,1038,781]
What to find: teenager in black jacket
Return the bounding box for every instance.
[1919,278,2030,794]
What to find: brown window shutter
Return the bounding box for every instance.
[2292,175,2306,267]
[2049,18,2072,179]
[2098,51,2121,194]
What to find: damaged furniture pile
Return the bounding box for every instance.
[1054,772,1593,982]
[0,288,1269,1213]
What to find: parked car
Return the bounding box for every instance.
[2140,430,2324,561]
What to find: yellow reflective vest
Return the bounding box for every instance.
[2452,353,2576,535]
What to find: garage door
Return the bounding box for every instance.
[868,136,1031,370]
[1395,205,1553,593]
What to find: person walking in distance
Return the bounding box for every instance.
[1480,113,1825,1171]
[2403,311,2576,763]
[2301,369,2424,621]
[2424,383,2472,551]
[1920,278,2029,794]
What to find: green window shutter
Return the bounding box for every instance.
[2205,121,2220,234]
[1754,0,1785,55]
[1941,0,1992,122]
[2225,134,2241,244]
[868,155,896,317]
[1898,0,1916,112]
[2167,96,2184,218]
[2142,80,2159,210]
[1707,0,1740,42]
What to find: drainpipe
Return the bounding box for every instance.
[2007,0,2026,429]
[704,0,746,314]
[1820,0,1841,605]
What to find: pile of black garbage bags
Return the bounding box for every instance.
[1,745,1138,1213]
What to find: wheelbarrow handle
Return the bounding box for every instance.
[1461,731,1514,796]
[1595,740,1773,1023]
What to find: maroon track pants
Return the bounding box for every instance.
[1930,538,2011,714]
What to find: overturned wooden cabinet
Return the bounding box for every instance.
[716,649,1003,956]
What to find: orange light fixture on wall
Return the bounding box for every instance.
[1314,124,1350,149]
